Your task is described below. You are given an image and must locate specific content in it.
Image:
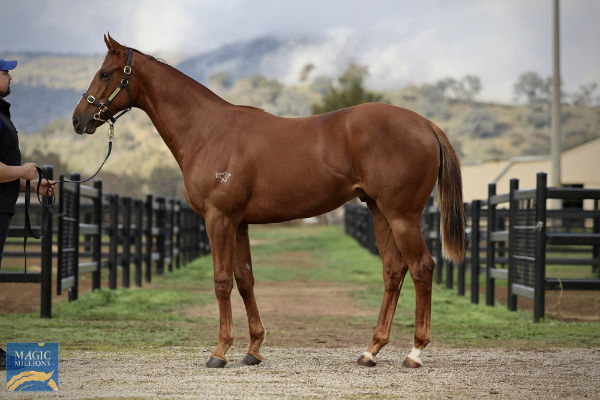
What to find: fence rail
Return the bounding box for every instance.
[0,166,210,318]
[345,172,600,322]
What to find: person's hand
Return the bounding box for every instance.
[37,179,56,197]
[20,163,37,180]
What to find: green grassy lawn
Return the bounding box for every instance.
[1,224,599,352]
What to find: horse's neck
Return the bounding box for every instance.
[135,59,229,161]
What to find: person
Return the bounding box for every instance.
[0,58,55,370]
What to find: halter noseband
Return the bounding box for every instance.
[82,48,134,125]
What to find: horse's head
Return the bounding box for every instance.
[72,34,135,135]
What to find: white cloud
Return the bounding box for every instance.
[2,0,599,103]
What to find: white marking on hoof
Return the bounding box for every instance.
[361,351,375,363]
[406,347,423,366]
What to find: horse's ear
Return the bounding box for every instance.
[104,33,121,52]
[104,34,113,51]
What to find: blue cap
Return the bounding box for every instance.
[0,58,17,71]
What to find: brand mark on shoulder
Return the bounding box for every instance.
[215,172,232,183]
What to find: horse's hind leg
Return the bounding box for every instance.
[391,215,435,368]
[233,223,266,365]
[357,201,409,367]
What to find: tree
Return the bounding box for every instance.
[417,82,450,120]
[231,74,283,107]
[461,109,497,139]
[311,64,386,115]
[457,75,482,101]
[208,72,233,92]
[309,75,333,96]
[23,149,69,176]
[148,165,183,198]
[432,75,481,101]
[513,71,552,105]
[299,63,315,82]
[571,82,598,106]
[435,78,458,97]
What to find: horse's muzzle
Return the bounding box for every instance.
[72,113,97,135]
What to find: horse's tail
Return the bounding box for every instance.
[429,121,465,263]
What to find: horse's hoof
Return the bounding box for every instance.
[206,356,227,368]
[242,353,262,366]
[402,357,423,368]
[356,353,376,367]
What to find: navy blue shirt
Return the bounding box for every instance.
[0,98,22,214]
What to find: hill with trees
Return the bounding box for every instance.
[4,44,598,200]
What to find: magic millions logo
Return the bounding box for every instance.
[5,343,59,392]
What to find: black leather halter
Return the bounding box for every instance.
[82,48,134,124]
[68,49,136,184]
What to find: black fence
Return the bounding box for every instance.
[0,166,210,318]
[485,173,600,321]
[345,172,600,322]
[344,204,378,256]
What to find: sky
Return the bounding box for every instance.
[3,0,599,103]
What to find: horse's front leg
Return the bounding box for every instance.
[205,214,238,368]
[233,223,265,365]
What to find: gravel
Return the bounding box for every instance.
[3,346,599,399]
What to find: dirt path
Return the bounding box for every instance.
[2,280,600,399]
[4,346,597,400]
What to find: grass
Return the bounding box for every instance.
[1,224,599,352]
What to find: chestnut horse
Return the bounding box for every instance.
[73,35,465,369]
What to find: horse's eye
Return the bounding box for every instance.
[99,72,111,80]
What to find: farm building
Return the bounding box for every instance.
[461,137,600,204]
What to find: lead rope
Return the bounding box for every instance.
[22,124,114,276]
[63,122,114,184]
[23,167,55,278]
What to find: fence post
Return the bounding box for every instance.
[40,165,53,318]
[70,172,81,302]
[507,178,519,311]
[56,173,68,295]
[456,203,466,295]
[174,199,181,269]
[156,196,166,274]
[92,180,102,291]
[121,196,131,288]
[593,197,600,278]
[533,172,547,322]
[470,199,481,304]
[134,199,143,287]
[108,194,119,289]
[145,194,153,283]
[486,183,497,306]
[168,198,175,271]
[446,248,454,290]
[201,215,210,256]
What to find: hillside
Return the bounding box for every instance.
[3,39,599,199]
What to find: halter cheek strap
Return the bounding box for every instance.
[82,48,134,124]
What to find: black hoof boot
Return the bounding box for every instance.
[206,356,227,368]
[242,353,262,366]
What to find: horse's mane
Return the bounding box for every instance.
[130,48,168,66]
[238,105,266,112]
[129,47,264,112]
